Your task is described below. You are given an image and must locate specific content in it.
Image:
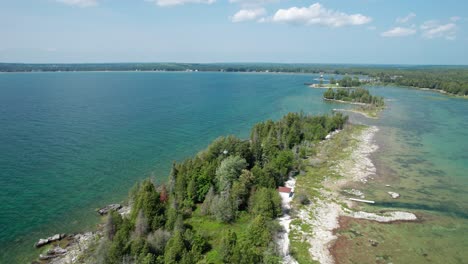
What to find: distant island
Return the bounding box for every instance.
[1,63,467,96]
[323,88,385,118]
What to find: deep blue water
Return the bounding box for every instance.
[0,72,344,262]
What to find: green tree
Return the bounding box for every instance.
[220,230,237,263]
[215,156,247,191]
[212,190,235,222]
[164,231,187,264]
[249,187,282,219]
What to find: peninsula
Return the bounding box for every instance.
[323,88,385,118]
[33,112,348,263]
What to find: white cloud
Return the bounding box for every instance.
[421,20,456,40]
[56,0,98,7]
[231,8,266,23]
[146,0,215,7]
[271,3,371,27]
[367,26,377,30]
[450,16,461,22]
[381,26,416,37]
[396,12,416,24]
[229,0,277,5]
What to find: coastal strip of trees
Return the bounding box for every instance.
[376,71,468,96]
[323,88,384,107]
[2,63,466,95]
[334,76,361,87]
[90,112,348,264]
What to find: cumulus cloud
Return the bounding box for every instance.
[396,12,416,24]
[271,3,372,27]
[231,8,266,23]
[146,0,215,7]
[381,26,416,37]
[450,16,461,22]
[421,20,456,40]
[56,0,98,7]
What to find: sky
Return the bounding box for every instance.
[1,0,467,64]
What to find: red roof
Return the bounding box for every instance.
[278,186,292,193]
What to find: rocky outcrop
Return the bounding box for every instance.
[97,204,122,215]
[35,234,66,248]
[39,247,67,260]
[47,232,99,264]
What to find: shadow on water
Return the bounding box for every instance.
[376,201,468,219]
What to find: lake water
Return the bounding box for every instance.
[0,72,346,262]
[0,72,466,263]
[344,86,468,263]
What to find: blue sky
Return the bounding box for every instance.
[1,0,467,64]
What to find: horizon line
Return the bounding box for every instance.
[1,62,468,67]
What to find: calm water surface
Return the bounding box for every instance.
[0,72,344,262]
[347,86,468,263]
[0,73,466,262]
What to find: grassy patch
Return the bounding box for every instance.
[186,209,252,263]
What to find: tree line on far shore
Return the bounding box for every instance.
[90,112,348,264]
[2,63,466,96]
[328,76,361,87]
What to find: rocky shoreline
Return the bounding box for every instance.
[33,127,413,264]
[290,126,417,264]
[33,205,130,263]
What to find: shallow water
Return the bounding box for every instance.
[343,86,468,263]
[0,72,347,262]
[0,73,466,262]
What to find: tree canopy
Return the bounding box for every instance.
[92,112,348,263]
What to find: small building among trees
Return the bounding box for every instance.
[278,186,293,197]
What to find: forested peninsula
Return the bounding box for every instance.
[323,88,384,119]
[34,112,348,264]
[323,88,384,107]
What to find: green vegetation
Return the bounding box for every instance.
[88,112,347,264]
[323,88,385,107]
[2,63,466,95]
[372,69,468,96]
[336,76,361,87]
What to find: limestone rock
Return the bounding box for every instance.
[97,204,122,215]
[35,234,65,248]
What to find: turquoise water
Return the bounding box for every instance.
[0,72,347,262]
[356,86,468,216]
[344,86,468,263]
[0,73,466,263]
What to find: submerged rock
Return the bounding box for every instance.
[97,204,122,215]
[344,189,365,198]
[39,247,67,260]
[35,234,65,248]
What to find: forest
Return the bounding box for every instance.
[323,88,385,107]
[89,112,348,264]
